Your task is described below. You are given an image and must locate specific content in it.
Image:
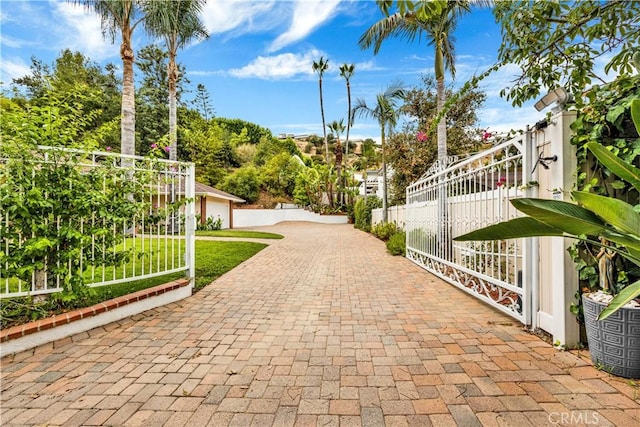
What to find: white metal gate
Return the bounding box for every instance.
[1,146,196,298]
[406,133,537,325]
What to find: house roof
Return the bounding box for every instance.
[195,182,246,203]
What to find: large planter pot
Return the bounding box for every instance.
[582,294,640,378]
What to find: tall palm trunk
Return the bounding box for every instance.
[319,79,328,165]
[168,40,178,161]
[144,0,208,163]
[335,137,342,206]
[381,128,388,223]
[435,45,447,161]
[436,78,447,159]
[343,80,351,206]
[345,80,352,159]
[167,42,178,232]
[120,26,135,161]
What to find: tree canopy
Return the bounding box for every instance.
[494,0,640,107]
[388,75,486,204]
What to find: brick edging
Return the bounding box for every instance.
[1,279,190,343]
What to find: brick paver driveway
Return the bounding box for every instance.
[2,222,639,426]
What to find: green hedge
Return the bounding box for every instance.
[354,196,381,232]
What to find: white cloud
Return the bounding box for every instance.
[268,0,341,52]
[200,0,277,35]
[478,104,540,134]
[188,70,225,77]
[0,58,31,83]
[0,34,30,49]
[355,60,376,71]
[228,49,325,79]
[327,60,380,82]
[475,63,523,98]
[0,10,14,24]
[51,1,115,61]
[407,54,431,63]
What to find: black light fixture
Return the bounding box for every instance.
[535,119,548,130]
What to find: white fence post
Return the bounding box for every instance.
[535,110,579,347]
[522,128,537,330]
[185,163,196,289]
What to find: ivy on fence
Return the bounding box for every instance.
[0,143,183,301]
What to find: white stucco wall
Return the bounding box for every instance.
[372,205,406,228]
[233,209,348,227]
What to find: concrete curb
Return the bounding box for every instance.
[0,279,191,358]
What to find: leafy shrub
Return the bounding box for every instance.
[196,215,222,231]
[386,231,406,256]
[354,196,382,231]
[346,203,355,224]
[260,152,303,198]
[372,221,398,241]
[1,145,157,298]
[220,165,260,203]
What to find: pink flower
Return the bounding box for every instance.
[151,143,157,149]
[483,131,492,141]
[164,146,170,153]
[106,146,112,151]
[416,131,428,142]
[496,176,506,187]
[170,166,177,172]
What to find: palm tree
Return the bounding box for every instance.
[359,0,481,165]
[339,64,355,161]
[312,57,330,164]
[78,0,144,160]
[144,0,208,161]
[327,119,346,205]
[352,82,405,222]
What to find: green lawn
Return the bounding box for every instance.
[196,230,284,239]
[0,239,267,328]
[3,236,187,294]
[191,240,266,290]
[86,236,186,286]
[3,234,273,293]
[93,239,266,298]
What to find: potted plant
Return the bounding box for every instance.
[455,98,640,378]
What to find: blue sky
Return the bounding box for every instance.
[1,0,546,141]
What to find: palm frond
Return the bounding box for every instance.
[144,0,208,49]
[339,63,355,79]
[77,0,138,42]
[312,56,329,76]
[359,12,421,54]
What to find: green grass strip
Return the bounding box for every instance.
[196,230,284,239]
[93,239,266,295]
